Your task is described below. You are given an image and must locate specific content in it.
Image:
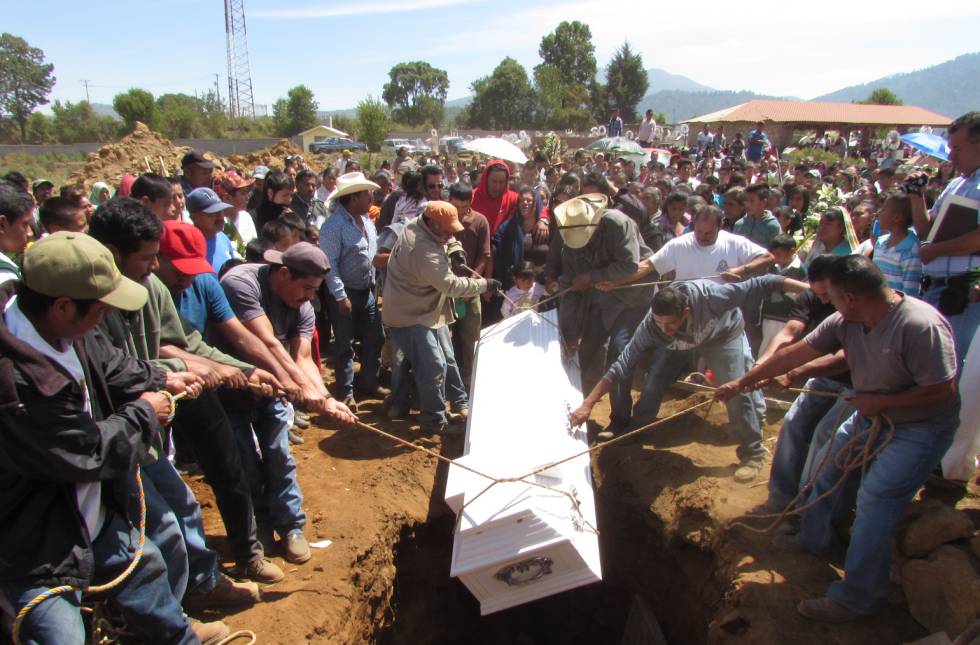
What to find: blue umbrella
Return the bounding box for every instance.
[900,132,949,161]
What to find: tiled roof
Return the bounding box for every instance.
[684,99,952,126]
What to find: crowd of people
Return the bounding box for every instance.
[0,109,976,641]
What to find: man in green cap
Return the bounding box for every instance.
[0,232,224,644]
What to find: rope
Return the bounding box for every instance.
[12,469,147,645]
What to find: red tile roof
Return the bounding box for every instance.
[684,99,952,126]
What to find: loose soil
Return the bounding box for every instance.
[189,387,977,644]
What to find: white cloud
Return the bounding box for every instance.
[252,0,479,19]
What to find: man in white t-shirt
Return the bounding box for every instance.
[650,206,774,281]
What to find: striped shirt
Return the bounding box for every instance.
[874,232,922,296]
[923,167,980,278]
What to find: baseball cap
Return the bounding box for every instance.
[159,221,215,276]
[22,232,148,311]
[181,150,215,169]
[214,169,255,201]
[251,165,270,180]
[185,187,231,214]
[263,242,330,276]
[424,201,463,233]
[31,178,54,191]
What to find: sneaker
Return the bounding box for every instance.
[288,429,304,445]
[796,597,859,623]
[734,452,768,483]
[356,385,391,400]
[595,421,626,442]
[342,394,358,413]
[189,618,231,645]
[448,408,469,425]
[284,529,312,564]
[233,557,285,584]
[293,411,310,429]
[184,573,260,610]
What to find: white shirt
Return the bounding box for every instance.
[651,230,767,281]
[0,252,19,287]
[5,297,106,540]
[231,209,257,245]
[501,282,548,318]
[637,118,656,142]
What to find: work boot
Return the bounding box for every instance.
[796,597,860,623]
[233,557,285,584]
[183,572,260,610]
[734,451,769,483]
[293,410,310,429]
[448,407,469,425]
[189,618,231,645]
[284,529,312,564]
[356,384,391,401]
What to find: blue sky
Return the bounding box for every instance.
[7,0,980,112]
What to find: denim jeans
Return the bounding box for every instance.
[768,378,849,509]
[389,325,449,426]
[223,394,306,536]
[923,285,980,369]
[798,413,956,614]
[579,304,647,428]
[140,456,218,597]
[634,333,766,461]
[436,325,469,412]
[171,389,262,568]
[327,288,384,398]
[0,511,196,645]
[451,296,482,388]
[384,325,412,413]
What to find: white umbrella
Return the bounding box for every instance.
[461,137,529,165]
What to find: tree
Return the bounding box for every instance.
[859,88,903,106]
[537,21,597,89]
[604,42,648,122]
[272,85,318,136]
[465,58,536,129]
[50,100,120,143]
[26,111,55,143]
[534,65,591,131]
[113,88,157,131]
[381,61,449,126]
[0,33,56,142]
[332,114,359,140]
[355,96,391,151]
[157,93,205,138]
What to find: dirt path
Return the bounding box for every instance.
[188,390,976,644]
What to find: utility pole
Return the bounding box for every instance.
[81,80,91,103]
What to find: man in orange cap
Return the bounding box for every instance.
[381,201,501,435]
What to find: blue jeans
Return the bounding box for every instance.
[924,285,980,369]
[384,325,412,412]
[768,378,850,509]
[798,413,956,614]
[579,304,647,428]
[389,325,449,426]
[224,395,306,536]
[436,325,468,412]
[0,511,196,645]
[140,457,218,597]
[327,288,384,398]
[634,333,766,461]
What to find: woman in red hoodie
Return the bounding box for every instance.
[470,159,519,235]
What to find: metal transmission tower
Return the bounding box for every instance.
[224,0,256,118]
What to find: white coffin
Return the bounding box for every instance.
[445,309,602,615]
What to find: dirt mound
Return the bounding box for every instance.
[225,139,333,174]
[66,122,227,190]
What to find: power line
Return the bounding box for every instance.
[81,80,91,103]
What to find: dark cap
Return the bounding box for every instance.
[263,242,330,276]
[181,150,215,169]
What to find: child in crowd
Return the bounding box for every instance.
[872,191,922,296]
[760,234,806,353]
[500,261,548,318]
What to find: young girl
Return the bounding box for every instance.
[872,191,921,296]
[500,261,548,318]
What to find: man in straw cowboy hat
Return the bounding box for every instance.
[319,172,388,411]
[552,193,654,440]
[382,201,502,436]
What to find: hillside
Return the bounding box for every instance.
[639,90,791,123]
[814,52,979,119]
[644,67,714,93]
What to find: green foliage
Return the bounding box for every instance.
[534,64,591,129]
[26,111,55,143]
[0,33,56,142]
[653,111,668,125]
[156,93,204,138]
[783,148,862,168]
[537,21,596,88]
[50,100,120,143]
[331,114,358,139]
[604,42,648,122]
[0,151,86,186]
[113,88,157,131]
[857,87,902,106]
[355,96,392,151]
[465,57,536,129]
[272,85,318,137]
[381,61,449,126]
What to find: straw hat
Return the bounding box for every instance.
[332,172,381,200]
[553,193,609,249]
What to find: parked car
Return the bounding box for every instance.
[410,138,432,154]
[382,138,416,155]
[440,136,467,154]
[309,137,367,153]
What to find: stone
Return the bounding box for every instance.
[901,547,980,636]
[900,506,975,557]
